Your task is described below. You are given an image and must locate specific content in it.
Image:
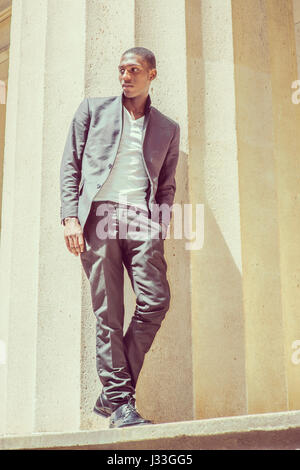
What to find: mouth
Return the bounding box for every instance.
[122,84,134,89]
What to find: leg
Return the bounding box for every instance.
[120,209,171,389]
[80,202,135,410]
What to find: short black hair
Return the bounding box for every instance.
[121,47,156,70]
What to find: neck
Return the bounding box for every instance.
[122,92,149,116]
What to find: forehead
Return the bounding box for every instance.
[118,54,146,68]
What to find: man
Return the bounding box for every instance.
[60,47,180,428]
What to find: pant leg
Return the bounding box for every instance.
[80,201,135,409]
[120,208,171,389]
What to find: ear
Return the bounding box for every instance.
[149,69,157,81]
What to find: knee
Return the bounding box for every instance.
[136,284,170,316]
[155,283,171,313]
[160,290,170,312]
[148,290,171,316]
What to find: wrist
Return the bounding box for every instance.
[64,216,79,225]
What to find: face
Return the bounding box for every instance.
[118,53,156,98]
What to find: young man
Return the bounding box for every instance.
[60,47,180,428]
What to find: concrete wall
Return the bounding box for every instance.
[0,0,300,441]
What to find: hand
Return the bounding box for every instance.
[64,217,85,256]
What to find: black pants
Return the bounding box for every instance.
[80,200,170,411]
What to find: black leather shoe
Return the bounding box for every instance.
[109,397,153,428]
[93,392,112,418]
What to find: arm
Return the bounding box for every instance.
[60,98,90,255]
[155,123,180,233]
[60,97,90,224]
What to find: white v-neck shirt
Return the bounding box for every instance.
[93,105,149,212]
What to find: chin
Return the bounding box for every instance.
[123,88,134,95]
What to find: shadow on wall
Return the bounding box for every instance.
[0,1,11,12]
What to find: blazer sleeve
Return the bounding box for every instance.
[155,122,180,225]
[59,98,90,225]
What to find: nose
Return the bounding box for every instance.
[122,69,132,81]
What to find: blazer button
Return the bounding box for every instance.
[108,164,112,169]
[97,184,101,189]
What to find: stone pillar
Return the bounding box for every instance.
[185,0,247,419]
[80,0,136,430]
[134,0,193,423]
[232,0,300,413]
[265,0,300,411]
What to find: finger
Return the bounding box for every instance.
[64,234,74,254]
[64,234,70,249]
[77,232,85,255]
[68,235,79,256]
[72,234,81,256]
[78,233,85,252]
[70,235,80,256]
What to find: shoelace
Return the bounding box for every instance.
[124,398,137,418]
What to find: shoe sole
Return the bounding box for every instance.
[93,406,111,418]
[109,421,153,429]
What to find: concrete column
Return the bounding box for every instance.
[0,0,23,435]
[35,0,87,433]
[134,0,193,424]
[265,0,300,411]
[232,0,287,414]
[185,0,246,419]
[232,0,300,413]
[80,0,136,430]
